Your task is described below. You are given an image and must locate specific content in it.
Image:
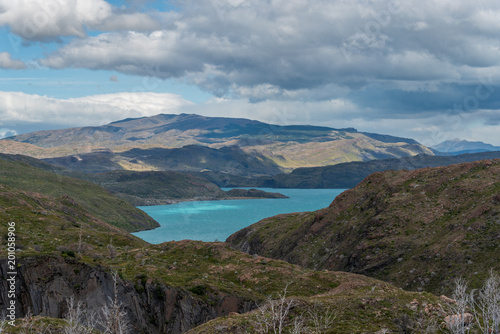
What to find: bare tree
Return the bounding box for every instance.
[446,277,474,334]
[255,282,296,334]
[107,238,116,259]
[307,301,336,333]
[63,297,98,334]
[100,272,130,334]
[474,270,500,334]
[412,309,439,334]
[445,271,500,334]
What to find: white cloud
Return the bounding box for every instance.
[35,0,500,102]
[0,128,17,139]
[0,91,192,128]
[1,90,499,146]
[0,52,26,69]
[0,0,161,40]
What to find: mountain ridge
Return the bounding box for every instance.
[1,113,434,170]
[0,154,159,232]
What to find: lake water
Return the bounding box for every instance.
[132,188,346,243]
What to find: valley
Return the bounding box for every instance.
[0,114,499,333]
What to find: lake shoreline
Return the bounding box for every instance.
[134,188,289,207]
[133,188,346,243]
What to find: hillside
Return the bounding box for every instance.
[0,184,443,333]
[257,151,500,189]
[193,150,500,188]
[228,159,500,294]
[0,156,159,232]
[76,170,287,206]
[1,113,434,169]
[43,145,283,176]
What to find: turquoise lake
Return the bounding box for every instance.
[132,188,346,243]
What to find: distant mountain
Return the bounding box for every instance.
[228,159,500,294]
[432,138,500,155]
[1,113,434,169]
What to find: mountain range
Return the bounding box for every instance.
[432,138,500,155]
[1,113,433,171]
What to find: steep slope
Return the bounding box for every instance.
[228,159,500,294]
[0,156,159,232]
[0,185,442,333]
[1,113,434,169]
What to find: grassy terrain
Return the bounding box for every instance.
[0,181,447,333]
[74,170,226,206]
[228,159,500,295]
[0,157,159,232]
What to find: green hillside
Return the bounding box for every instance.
[0,157,159,232]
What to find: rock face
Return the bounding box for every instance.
[227,159,500,294]
[0,257,255,333]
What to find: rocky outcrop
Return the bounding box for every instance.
[0,256,255,333]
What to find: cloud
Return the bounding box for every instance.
[0,0,162,41]
[0,52,26,69]
[37,0,500,105]
[2,0,500,145]
[1,90,500,146]
[0,91,192,129]
[0,128,17,139]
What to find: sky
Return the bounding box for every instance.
[1,0,500,146]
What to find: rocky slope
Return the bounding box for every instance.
[228,159,500,294]
[0,184,442,333]
[1,113,434,169]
